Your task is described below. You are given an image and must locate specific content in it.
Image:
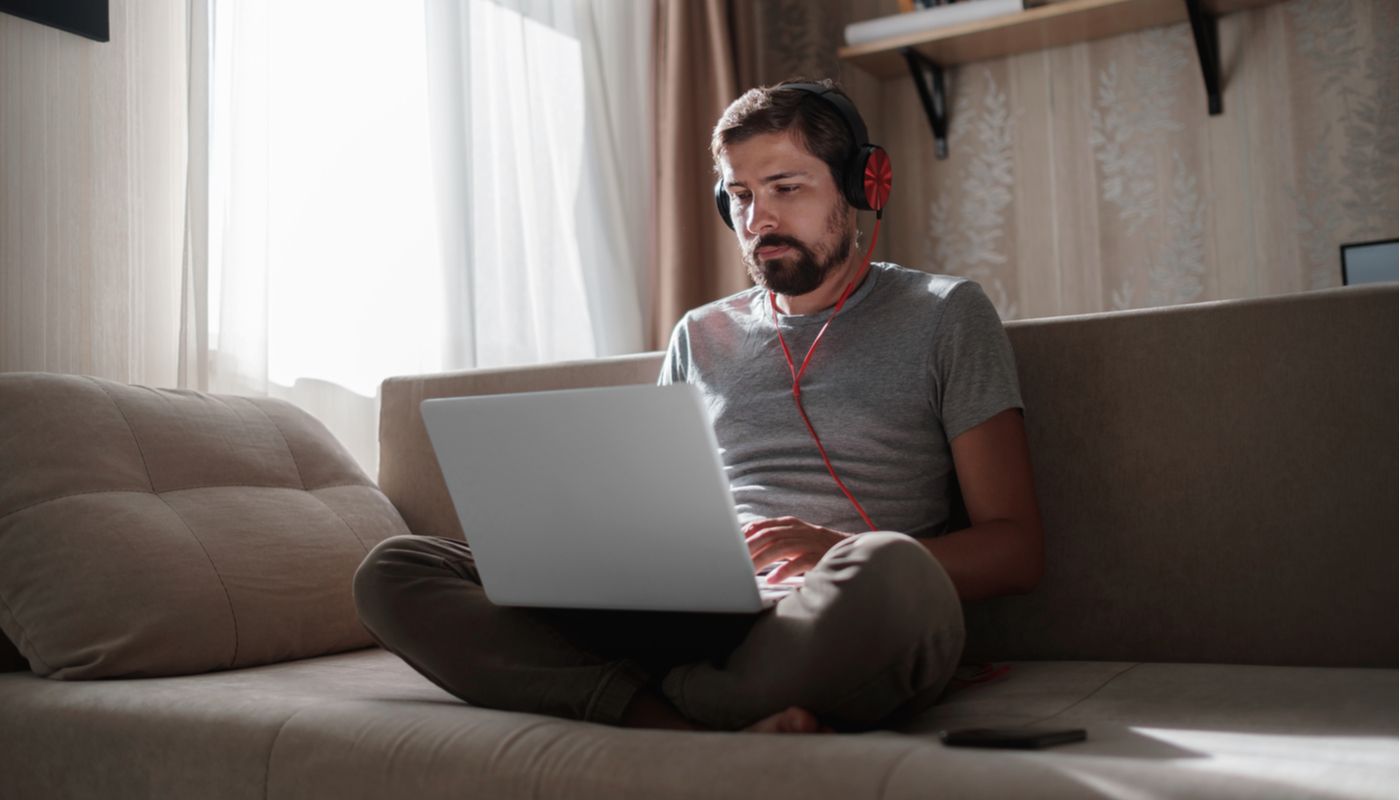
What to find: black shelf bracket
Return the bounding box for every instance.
[1184,0,1222,115]
[896,0,1222,157]
[901,47,949,160]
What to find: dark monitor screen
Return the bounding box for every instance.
[1340,239,1398,286]
[0,0,108,42]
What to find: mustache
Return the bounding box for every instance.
[746,234,806,258]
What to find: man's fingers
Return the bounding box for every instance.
[746,524,805,555]
[769,554,818,584]
[749,539,804,567]
[745,518,837,572]
[743,516,805,538]
[743,519,794,540]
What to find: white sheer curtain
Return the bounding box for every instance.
[181,0,653,474]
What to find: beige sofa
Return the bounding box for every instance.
[1,283,1395,799]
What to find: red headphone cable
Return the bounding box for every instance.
[768,216,882,532]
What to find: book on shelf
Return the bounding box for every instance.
[847,0,1051,47]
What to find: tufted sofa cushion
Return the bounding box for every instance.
[0,373,411,679]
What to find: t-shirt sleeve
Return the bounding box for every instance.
[928,280,1024,442]
[657,316,691,386]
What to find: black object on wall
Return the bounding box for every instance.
[1340,239,1399,286]
[0,0,109,42]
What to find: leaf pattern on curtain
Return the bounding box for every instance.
[925,69,1019,320]
[1289,0,1398,288]
[1089,27,1206,311]
[1149,152,1207,307]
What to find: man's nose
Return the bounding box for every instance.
[743,196,777,236]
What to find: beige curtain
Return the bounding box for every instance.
[651,0,755,349]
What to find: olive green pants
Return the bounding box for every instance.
[352,531,964,731]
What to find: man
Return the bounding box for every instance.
[353,79,1043,735]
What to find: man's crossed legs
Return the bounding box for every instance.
[352,531,964,732]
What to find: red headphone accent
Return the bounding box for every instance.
[768,216,884,533]
[718,83,894,534]
[863,148,893,212]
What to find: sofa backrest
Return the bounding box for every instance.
[379,354,667,542]
[972,284,1396,668]
[378,284,1397,668]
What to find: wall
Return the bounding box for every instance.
[0,0,187,384]
[742,0,1397,319]
[3,0,1393,383]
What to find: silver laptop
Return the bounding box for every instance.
[419,383,801,613]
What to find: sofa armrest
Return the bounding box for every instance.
[378,353,665,541]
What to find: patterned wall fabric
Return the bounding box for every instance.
[739,0,1397,320]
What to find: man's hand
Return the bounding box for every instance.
[744,516,853,584]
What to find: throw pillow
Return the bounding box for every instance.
[0,373,411,679]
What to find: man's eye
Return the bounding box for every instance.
[731,193,751,205]
[776,185,799,194]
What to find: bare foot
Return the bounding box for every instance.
[620,692,835,734]
[620,691,704,730]
[742,706,834,734]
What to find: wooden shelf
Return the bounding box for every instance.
[839,0,1285,79]
[841,0,1288,158]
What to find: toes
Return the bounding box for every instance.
[783,707,821,733]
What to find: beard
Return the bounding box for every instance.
[743,202,854,298]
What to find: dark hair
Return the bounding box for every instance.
[711,78,856,196]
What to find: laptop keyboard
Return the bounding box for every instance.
[756,576,802,595]
[754,563,802,605]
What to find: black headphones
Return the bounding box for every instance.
[714,83,892,231]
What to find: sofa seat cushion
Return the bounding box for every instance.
[0,648,912,800]
[0,647,428,800]
[889,661,1397,799]
[0,651,1393,800]
[0,373,412,678]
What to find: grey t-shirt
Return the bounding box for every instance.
[659,262,1023,538]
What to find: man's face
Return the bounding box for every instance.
[718,131,855,298]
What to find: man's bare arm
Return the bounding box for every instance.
[919,408,1045,601]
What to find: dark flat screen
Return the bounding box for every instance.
[1340,239,1399,286]
[0,0,109,42]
